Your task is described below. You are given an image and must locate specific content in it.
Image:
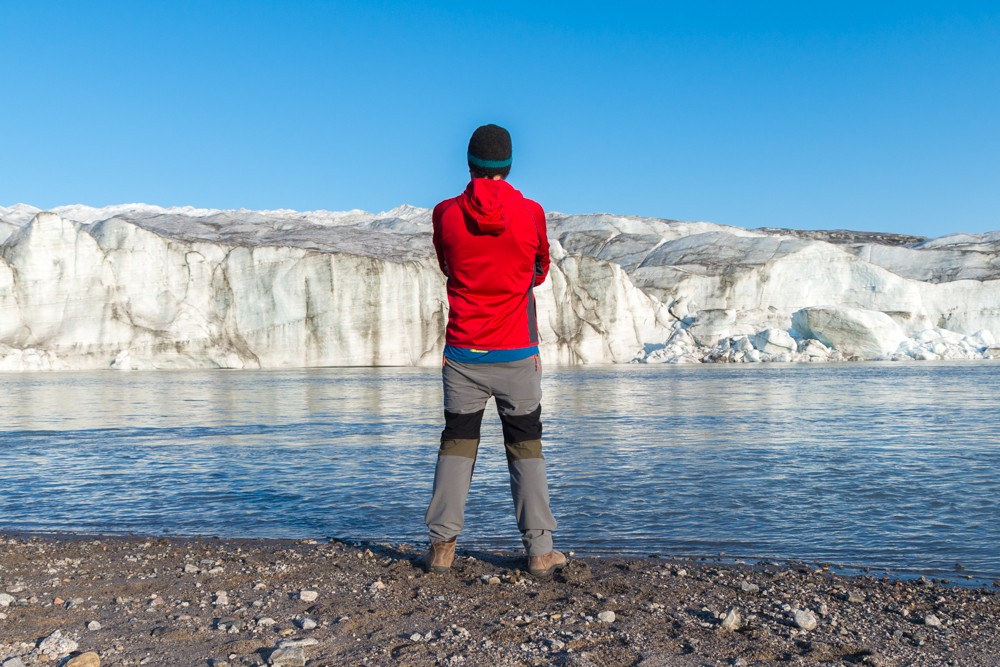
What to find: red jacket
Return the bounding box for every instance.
[432,178,550,350]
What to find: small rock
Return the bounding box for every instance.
[794,609,818,631]
[2,658,27,667]
[37,629,79,656]
[597,610,616,623]
[924,614,943,627]
[257,617,277,627]
[739,581,759,594]
[183,564,200,574]
[409,633,423,642]
[87,621,102,631]
[277,638,319,648]
[216,617,243,631]
[0,593,14,607]
[268,646,306,667]
[488,577,501,586]
[368,580,386,593]
[64,652,101,667]
[720,607,741,631]
[296,617,317,630]
[298,590,318,602]
[213,591,229,606]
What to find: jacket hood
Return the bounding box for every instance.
[457,178,522,235]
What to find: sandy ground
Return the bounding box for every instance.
[0,534,997,667]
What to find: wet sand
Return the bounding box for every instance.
[0,534,997,666]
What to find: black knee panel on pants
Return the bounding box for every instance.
[442,409,485,442]
[499,405,542,444]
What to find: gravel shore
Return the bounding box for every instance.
[0,534,997,666]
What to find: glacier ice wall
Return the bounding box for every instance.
[1,203,999,370]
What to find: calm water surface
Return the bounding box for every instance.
[1,362,998,581]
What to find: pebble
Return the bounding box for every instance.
[720,607,741,631]
[368,580,386,593]
[298,590,318,602]
[794,609,818,631]
[183,564,200,574]
[297,617,318,630]
[1,659,26,667]
[925,614,943,627]
[87,621,103,631]
[546,638,566,650]
[257,617,277,627]
[410,633,423,642]
[214,591,229,606]
[64,652,101,667]
[0,593,14,607]
[268,647,306,667]
[739,582,760,594]
[597,611,616,623]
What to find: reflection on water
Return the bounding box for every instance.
[1,362,998,580]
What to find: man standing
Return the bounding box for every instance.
[422,123,565,578]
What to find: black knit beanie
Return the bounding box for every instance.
[467,124,512,178]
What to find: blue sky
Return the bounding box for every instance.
[2,1,998,237]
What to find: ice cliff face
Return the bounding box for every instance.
[1,203,998,370]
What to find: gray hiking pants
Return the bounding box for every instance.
[424,355,557,556]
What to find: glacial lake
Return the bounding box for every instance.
[1,362,998,583]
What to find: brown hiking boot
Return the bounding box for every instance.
[420,537,456,573]
[528,550,567,578]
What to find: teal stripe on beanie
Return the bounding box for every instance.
[467,152,512,169]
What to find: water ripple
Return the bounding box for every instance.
[1,362,998,580]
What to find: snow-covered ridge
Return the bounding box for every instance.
[1,203,999,371]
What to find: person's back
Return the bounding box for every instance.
[421,124,566,578]
[432,176,549,351]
